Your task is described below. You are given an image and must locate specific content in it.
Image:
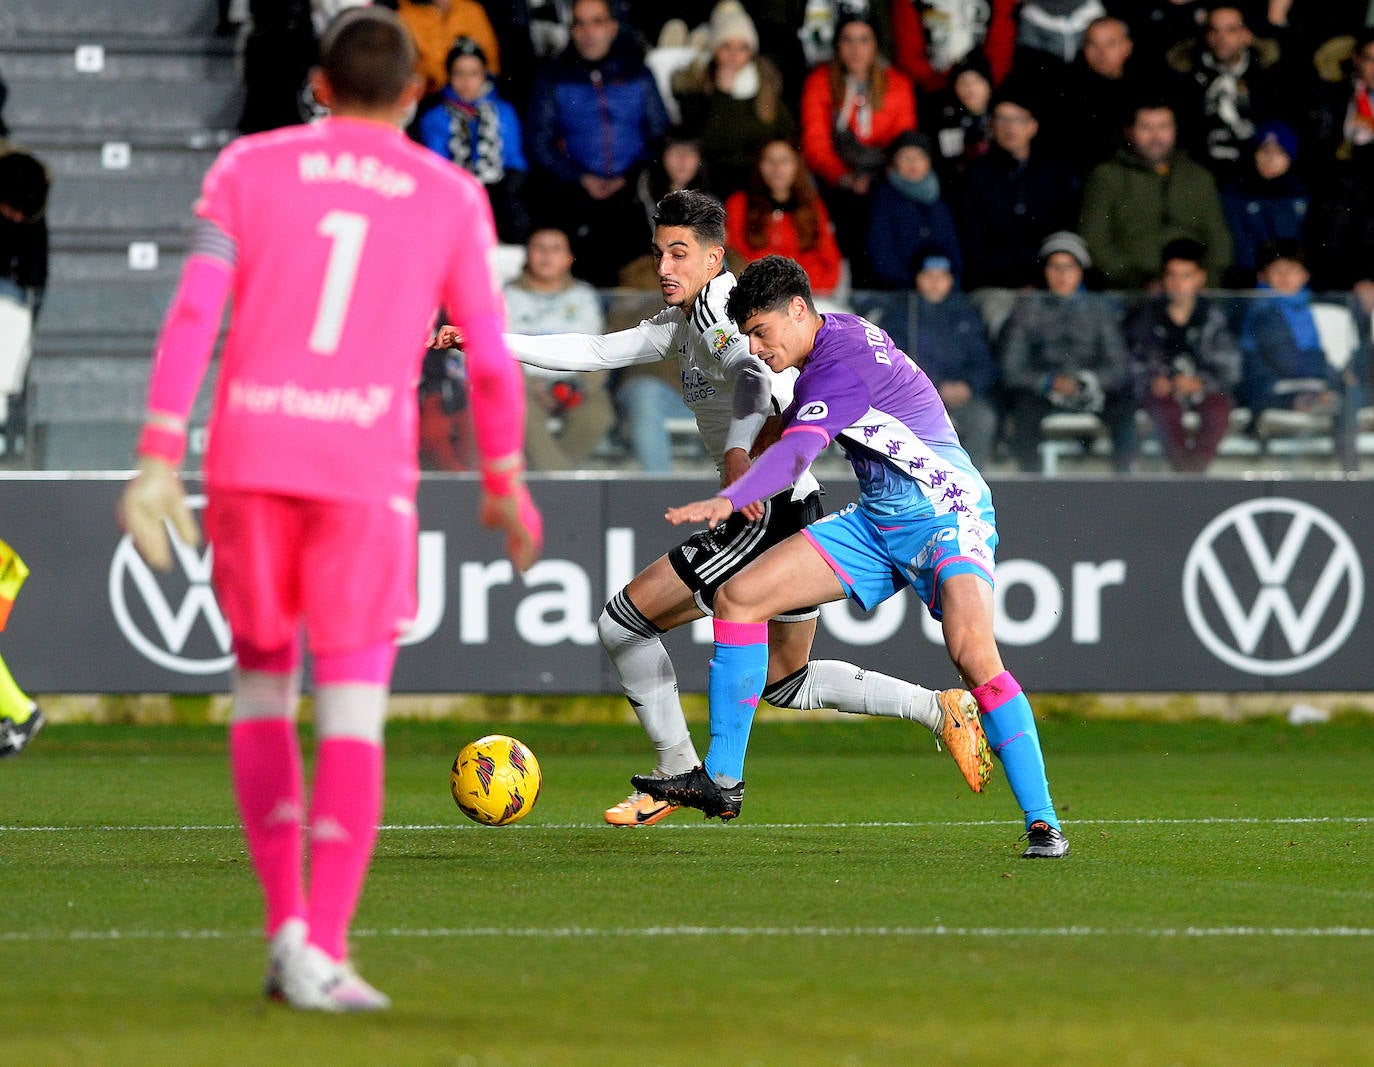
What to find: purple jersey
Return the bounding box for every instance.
[723,313,992,523]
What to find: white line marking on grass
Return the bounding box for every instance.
[3,816,1372,833]
[5,925,1374,944]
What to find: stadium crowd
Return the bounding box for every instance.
[6,0,1374,473]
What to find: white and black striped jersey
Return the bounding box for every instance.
[502,271,820,499]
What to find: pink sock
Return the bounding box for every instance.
[306,737,383,961]
[229,719,306,937]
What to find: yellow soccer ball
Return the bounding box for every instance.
[450,734,542,826]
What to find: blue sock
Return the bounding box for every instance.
[701,620,768,783]
[973,672,1059,830]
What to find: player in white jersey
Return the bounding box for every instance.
[435,190,991,823]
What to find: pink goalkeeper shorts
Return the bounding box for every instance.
[204,490,418,655]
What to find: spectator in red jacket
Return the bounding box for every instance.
[801,14,917,287]
[725,138,843,297]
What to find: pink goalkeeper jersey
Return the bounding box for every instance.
[146,117,517,504]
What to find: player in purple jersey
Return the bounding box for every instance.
[636,254,1068,858]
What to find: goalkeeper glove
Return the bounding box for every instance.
[119,456,201,572]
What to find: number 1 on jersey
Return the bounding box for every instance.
[309,210,368,355]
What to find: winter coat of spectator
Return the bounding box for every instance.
[1304,146,1374,292]
[237,0,318,134]
[1079,101,1233,288]
[910,256,1000,465]
[525,0,670,286]
[998,231,1136,472]
[865,131,963,287]
[890,0,1017,93]
[1258,0,1373,73]
[1239,241,1352,412]
[800,14,917,286]
[1239,239,1364,468]
[0,149,49,316]
[670,2,797,200]
[1015,0,1108,72]
[1221,121,1308,285]
[0,147,49,456]
[417,38,529,243]
[725,138,843,296]
[396,0,501,95]
[958,85,1079,290]
[1165,6,1288,186]
[921,55,993,179]
[1115,0,1210,71]
[1124,239,1242,472]
[1309,30,1374,167]
[622,1,715,47]
[1036,16,1146,179]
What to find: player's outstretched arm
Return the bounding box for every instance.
[119,455,200,572]
[119,245,231,570]
[478,478,542,573]
[666,496,736,529]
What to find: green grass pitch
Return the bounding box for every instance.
[3,717,1372,1065]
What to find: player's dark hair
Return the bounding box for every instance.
[1128,94,1175,125]
[1161,238,1207,270]
[446,36,489,74]
[725,255,815,327]
[319,7,416,108]
[653,189,726,250]
[0,150,50,220]
[1257,238,1306,271]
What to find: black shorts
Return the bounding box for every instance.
[668,488,823,622]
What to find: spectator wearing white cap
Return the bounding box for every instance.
[671,1,796,200]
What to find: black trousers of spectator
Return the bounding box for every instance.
[1005,389,1138,473]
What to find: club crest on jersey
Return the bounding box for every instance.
[711,327,734,353]
[797,401,829,422]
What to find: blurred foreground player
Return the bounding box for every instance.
[119,8,541,1011]
[639,255,1068,858]
[0,538,42,756]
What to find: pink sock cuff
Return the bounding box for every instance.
[972,670,1022,713]
[713,619,767,647]
[313,642,397,685]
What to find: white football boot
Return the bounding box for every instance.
[281,942,391,1012]
[263,918,307,1001]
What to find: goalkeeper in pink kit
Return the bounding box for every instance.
[119,8,541,1012]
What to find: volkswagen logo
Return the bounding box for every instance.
[109,495,233,675]
[1182,498,1363,676]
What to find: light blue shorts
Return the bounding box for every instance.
[802,501,997,620]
